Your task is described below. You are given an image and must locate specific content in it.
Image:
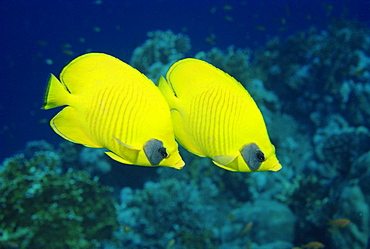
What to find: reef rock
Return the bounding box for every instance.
[231,200,296,245]
[330,184,369,249]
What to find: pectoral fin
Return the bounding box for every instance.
[111,137,141,164]
[114,137,141,151]
[212,153,239,171]
[212,154,237,166]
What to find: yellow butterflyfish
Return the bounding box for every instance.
[42,53,184,169]
[158,58,281,172]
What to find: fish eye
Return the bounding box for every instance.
[256,151,265,162]
[158,147,168,158]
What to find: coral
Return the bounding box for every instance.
[57,142,118,189]
[130,30,191,80]
[330,151,370,248]
[278,174,333,246]
[24,140,54,158]
[195,45,252,84]
[113,153,297,249]
[115,174,296,248]
[0,142,118,249]
[314,117,370,176]
[57,141,83,169]
[318,128,370,174]
[214,200,296,248]
[267,112,314,172]
[352,151,370,196]
[116,177,222,249]
[253,20,370,127]
[330,184,369,249]
[79,147,111,174]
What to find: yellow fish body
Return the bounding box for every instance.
[158,58,281,172]
[42,53,184,169]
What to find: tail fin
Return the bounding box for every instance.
[42,74,71,110]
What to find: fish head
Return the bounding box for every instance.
[239,142,281,172]
[211,142,281,173]
[143,139,184,169]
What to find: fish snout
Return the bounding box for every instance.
[270,162,282,172]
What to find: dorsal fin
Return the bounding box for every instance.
[60,53,140,94]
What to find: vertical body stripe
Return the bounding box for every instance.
[186,84,246,157]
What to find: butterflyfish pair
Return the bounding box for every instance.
[43,54,281,173]
[158,58,281,172]
[42,53,184,169]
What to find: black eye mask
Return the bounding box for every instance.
[144,139,168,165]
[240,143,266,171]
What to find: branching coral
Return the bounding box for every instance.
[130,30,191,80]
[116,177,222,249]
[0,143,118,249]
[195,45,252,84]
[314,117,370,176]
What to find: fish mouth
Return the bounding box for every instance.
[270,162,282,172]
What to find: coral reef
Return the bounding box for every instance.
[315,122,370,176]
[108,23,370,249]
[116,177,221,249]
[253,20,370,128]
[330,184,369,249]
[0,141,118,249]
[111,152,296,249]
[79,147,112,174]
[195,45,252,84]
[130,30,191,80]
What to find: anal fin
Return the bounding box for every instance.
[51,106,101,148]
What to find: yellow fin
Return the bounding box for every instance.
[212,160,237,172]
[157,76,180,111]
[212,153,240,171]
[113,137,141,151]
[59,53,125,94]
[111,137,141,164]
[212,154,237,166]
[51,106,101,148]
[105,151,133,165]
[42,74,71,110]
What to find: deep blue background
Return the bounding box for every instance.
[0,0,369,161]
